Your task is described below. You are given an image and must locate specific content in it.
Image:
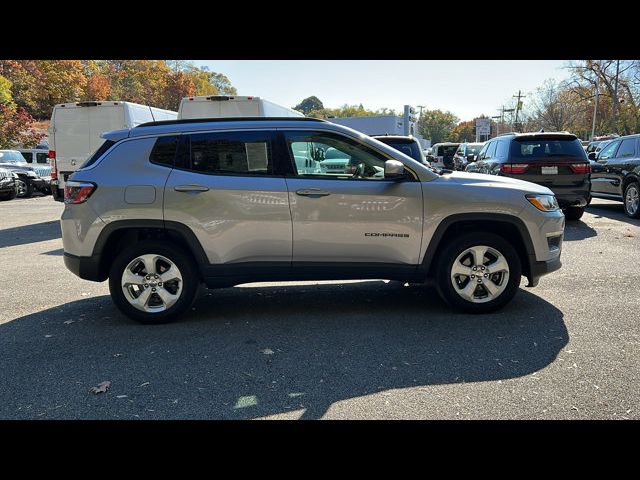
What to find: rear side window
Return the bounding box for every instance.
[79,140,116,169]
[36,152,48,164]
[495,140,509,161]
[511,137,586,159]
[616,138,636,158]
[149,135,179,167]
[188,131,273,175]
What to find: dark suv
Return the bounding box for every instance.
[589,134,640,218]
[372,135,429,165]
[470,132,591,220]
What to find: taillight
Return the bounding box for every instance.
[570,163,590,174]
[501,163,529,174]
[64,181,96,204]
[49,150,57,180]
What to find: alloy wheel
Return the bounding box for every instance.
[121,254,183,313]
[450,245,510,303]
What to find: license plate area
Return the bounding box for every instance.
[541,166,558,175]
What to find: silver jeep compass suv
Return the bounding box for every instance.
[61,117,564,323]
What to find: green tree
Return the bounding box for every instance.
[417,109,459,143]
[0,75,15,108]
[294,96,324,115]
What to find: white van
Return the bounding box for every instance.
[178,95,304,120]
[49,101,177,201]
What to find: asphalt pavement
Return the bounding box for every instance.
[0,195,638,419]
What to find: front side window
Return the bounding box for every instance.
[22,152,33,163]
[284,131,391,180]
[188,131,273,175]
[598,140,620,161]
[484,141,497,160]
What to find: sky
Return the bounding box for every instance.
[196,60,571,121]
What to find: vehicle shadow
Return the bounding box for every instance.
[587,201,640,227]
[0,281,568,420]
[0,220,60,248]
[563,219,597,241]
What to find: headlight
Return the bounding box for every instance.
[526,194,559,212]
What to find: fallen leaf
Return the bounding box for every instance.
[45,334,53,338]
[260,348,274,355]
[623,232,635,238]
[116,395,128,399]
[139,382,150,387]
[113,353,122,358]
[63,320,74,325]
[90,381,111,394]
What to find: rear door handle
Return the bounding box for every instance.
[296,188,331,197]
[174,184,209,192]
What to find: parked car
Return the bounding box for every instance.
[0,150,51,197]
[372,135,431,166]
[453,142,484,171]
[589,134,640,218]
[48,101,177,201]
[0,167,18,201]
[17,147,49,165]
[60,117,564,323]
[428,142,460,169]
[469,132,590,220]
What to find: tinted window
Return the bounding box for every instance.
[616,138,636,158]
[79,140,116,169]
[284,131,391,180]
[22,152,33,163]
[466,144,484,155]
[598,140,620,160]
[477,143,489,160]
[189,131,272,175]
[484,141,497,160]
[36,152,48,164]
[378,140,425,163]
[511,137,586,159]
[495,139,510,161]
[149,135,179,167]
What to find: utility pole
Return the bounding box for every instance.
[612,60,620,134]
[591,81,599,141]
[417,105,426,117]
[513,90,526,131]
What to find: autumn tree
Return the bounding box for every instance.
[0,105,43,149]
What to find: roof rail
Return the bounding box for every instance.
[497,132,518,137]
[135,116,325,128]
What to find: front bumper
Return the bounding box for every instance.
[527,255,562,287]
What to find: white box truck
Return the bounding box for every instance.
[49,101,177,201]
[178,95,304,119]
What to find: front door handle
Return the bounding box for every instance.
[296,188,331,197]
[174,184,210,192]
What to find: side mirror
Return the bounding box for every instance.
[384,160,405,180]
[466,154,476,162]
[588,152,597,161]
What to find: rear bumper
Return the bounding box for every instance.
[64,252,105,282]
[550,184,591,208]
[527,255,562,287]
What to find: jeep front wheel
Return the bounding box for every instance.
[109,240,199,324]
[436,232,522,313]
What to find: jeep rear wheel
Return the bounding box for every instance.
[109,240,199,324]
[436,232,522,314]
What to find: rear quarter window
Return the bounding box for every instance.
[79,140,116,169]
[149,135,179,167]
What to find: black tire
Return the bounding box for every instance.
[108,240,200,324]
[435,232,522,314]
[15,178,33,198]
[564,206,585,221]
[0,189,17,201]
[623,181,640,219]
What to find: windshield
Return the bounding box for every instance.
[0,151,28,164]
[511,138,586,159]
[465,144,483,155]
[382,140,425,163]
[438,145,459,158]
